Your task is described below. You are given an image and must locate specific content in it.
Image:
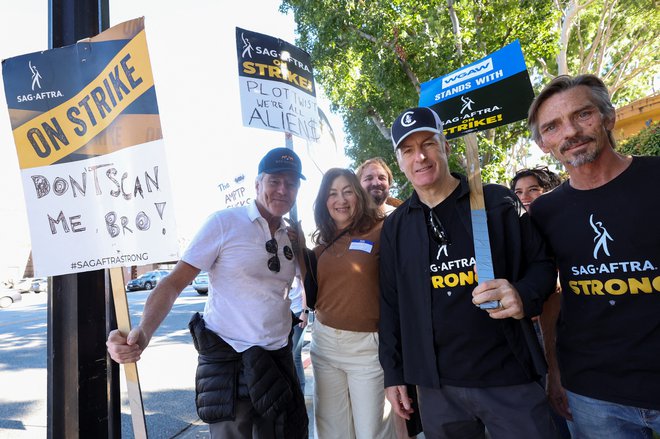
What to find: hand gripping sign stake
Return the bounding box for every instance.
[110,267,148,438]
[464,133,499,310]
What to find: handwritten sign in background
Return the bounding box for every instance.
[217,171,255,211]
[2,17,178,276]
[236,27,319,142]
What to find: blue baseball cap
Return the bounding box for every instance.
[258,147,306,180]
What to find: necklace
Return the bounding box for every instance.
[319,229,350,259]
[326,234,351,258]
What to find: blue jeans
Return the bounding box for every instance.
[291,311,306,393]
[566,390,660,439]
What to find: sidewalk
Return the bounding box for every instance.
[174,326,315,439]
[172,325,427,439]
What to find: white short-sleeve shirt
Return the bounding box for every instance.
[182,201,295,352]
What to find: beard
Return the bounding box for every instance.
[368,186,388,206]
[559,136,602,167]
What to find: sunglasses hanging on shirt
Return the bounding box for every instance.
[265,238,281,273]
[427,209,451,246]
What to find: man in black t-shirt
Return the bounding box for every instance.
[528,74,660,438]
[379,106,558,438]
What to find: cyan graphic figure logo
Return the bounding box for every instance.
[29,61,42,91]
[589,214,613,259]
[241,33,254,58]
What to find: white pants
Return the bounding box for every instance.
[311,319,395,439]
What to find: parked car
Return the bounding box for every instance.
[30,278,48,293]
[0,288,22,308]
[192,272,209,295]
[126,270,169,291]
[8,278,33,293]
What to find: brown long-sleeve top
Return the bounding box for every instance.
[313,221,382,332]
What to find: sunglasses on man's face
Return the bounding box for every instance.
[265,238,280,272]
[427,210,451,246]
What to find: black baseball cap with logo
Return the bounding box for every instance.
[391,107,444,151]
[258,147,306,180]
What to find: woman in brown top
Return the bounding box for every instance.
[308,168,395,439]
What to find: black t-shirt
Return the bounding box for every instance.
[427,186,528,387]
[531,156,660,410]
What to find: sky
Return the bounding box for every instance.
[0,0,350,280]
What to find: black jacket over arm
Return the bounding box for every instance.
[378,174,556,388]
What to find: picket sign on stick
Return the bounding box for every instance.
[419,41,535,309]
[463,133,498,309]
[110,267,148,439]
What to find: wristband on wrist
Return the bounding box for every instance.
[302,309,310,314]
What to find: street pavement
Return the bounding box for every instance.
[173,330,315,439]
[0,287,206,438]
[0,290,48,438]
[1,290,419,439]
[0,287,316,439]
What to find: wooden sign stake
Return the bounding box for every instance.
[110,267,148,438]
[464,133,498,308]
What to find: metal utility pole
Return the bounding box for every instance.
[47,1,119,438]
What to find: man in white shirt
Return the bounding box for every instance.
[107,147,308,439]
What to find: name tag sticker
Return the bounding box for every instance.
[349,239,374,253]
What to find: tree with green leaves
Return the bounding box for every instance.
[281,0,659,197]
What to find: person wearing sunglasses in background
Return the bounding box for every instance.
[106,147,308,439]
[305,168,395,439]
[379,107,559,439]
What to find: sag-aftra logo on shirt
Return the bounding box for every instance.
[567,214,659,298]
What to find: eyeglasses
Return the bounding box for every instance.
[427,210,451,246]
[265,238,280,273]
